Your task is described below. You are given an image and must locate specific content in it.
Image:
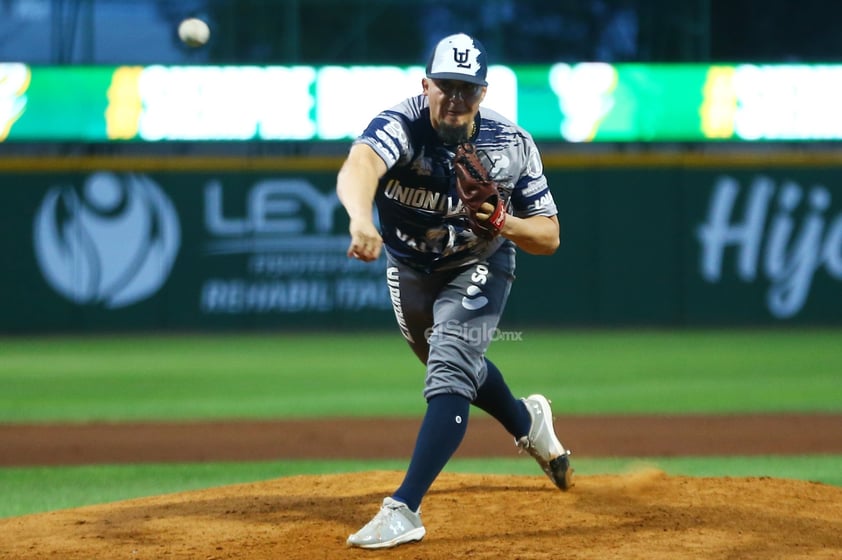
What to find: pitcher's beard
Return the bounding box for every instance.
[437,121,471,145]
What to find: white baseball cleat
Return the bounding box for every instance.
[517,394,573,490]
[347,497,426,549]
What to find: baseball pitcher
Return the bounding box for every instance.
[337,32,572,549]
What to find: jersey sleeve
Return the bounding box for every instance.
[508,134,558,219]
[353,98,422,169]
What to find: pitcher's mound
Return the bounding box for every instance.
[2,470,841,559]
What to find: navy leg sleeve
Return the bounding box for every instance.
[393,393,470,511]
[472,357,531,439]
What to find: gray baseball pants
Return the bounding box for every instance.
[385,242,517,401]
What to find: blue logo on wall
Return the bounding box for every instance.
[33,172,181,308]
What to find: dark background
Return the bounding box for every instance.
[0,0,838,66]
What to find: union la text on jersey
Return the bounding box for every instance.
[355,94,558,272]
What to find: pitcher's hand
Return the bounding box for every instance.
[347,219,383,262]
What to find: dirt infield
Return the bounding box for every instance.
[4,413,842,466]
[1,414,842,559]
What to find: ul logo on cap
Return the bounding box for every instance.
[452,48,472,69]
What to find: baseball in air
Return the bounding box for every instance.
[178,18,210,47]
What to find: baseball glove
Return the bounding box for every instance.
[453,142,506,239]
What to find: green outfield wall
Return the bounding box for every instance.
[1,153,841,332]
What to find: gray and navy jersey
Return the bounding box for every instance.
[355,94,557,272]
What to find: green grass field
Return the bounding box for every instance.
[1,328,840,518]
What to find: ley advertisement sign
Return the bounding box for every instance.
[1,165,840,332]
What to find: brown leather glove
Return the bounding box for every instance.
[453,142,506,239]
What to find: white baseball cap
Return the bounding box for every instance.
[425,33,488,86]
